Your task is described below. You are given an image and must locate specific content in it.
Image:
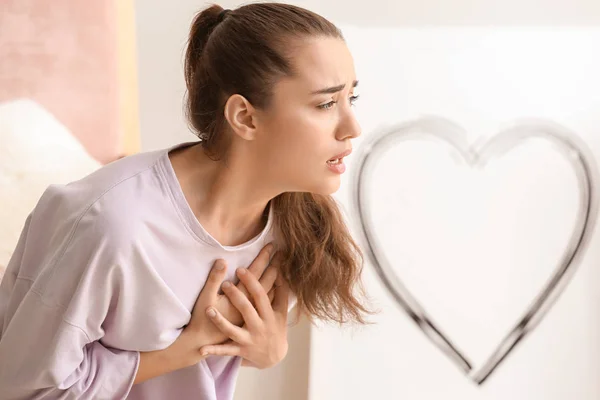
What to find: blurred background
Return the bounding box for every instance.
[2,1,600,399]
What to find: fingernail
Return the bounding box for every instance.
[216,261,225,270]
[237,268,247,275]
[207,308,216,317]
[222,281,231,288]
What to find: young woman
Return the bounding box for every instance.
[0,3,370,399]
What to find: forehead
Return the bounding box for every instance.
[284,37,356,90]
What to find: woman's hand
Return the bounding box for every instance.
[165,243,279,368]
[213,244,279,330]
[200,265,290,369]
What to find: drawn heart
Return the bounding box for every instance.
[351,116,598,384]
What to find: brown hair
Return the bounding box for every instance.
[184,3,372,324]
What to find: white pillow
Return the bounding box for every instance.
[0,99,101,280]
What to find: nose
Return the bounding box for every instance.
[335,108,362,141]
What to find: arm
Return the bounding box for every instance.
[134,346,198,384]
[0,188,158,399]
[135,350,178,385]
[0,232,220,396]
[0,309,139,399]
[0,220,140,399]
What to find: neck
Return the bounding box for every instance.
[170,142,276,247]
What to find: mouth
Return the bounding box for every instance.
[326,148,352,165]
[326,158,343,165]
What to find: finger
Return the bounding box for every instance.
[272,275,290,318]
[267,288,275,304]
[197,259,227,305]
[258,265,278,295]
[237,268,272,319]
[237,265,277,308]
[235,280,251,301]
[236,266,276,309]
[237,243,277,303]
[222,280,262,329]
[200,342,243,358]
[247,243,275,279]
[235,244,274,301]
[205,306,248,343]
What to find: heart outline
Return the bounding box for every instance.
[351,116,599,384]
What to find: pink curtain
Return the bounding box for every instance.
[0,0,123,164]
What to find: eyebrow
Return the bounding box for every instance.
[311,80,359,95]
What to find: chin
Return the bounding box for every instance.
[310,178,341,196]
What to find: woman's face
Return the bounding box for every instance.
[254,36,362,195]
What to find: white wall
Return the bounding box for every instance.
[276,0,600,26]
[311,26,600,399]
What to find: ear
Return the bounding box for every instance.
[223,94,258,141]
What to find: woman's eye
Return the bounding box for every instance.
[318,95,360,110]
[318,101,336,110]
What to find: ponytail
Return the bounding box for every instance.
[272,192,371,324]
[184,5,226,89]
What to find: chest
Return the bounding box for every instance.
[100,235,272,352]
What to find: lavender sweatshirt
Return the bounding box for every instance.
[0,142,283,399]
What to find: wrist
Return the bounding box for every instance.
[168,330,208,369]
[160,344,188,371]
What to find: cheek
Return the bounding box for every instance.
[268,133,315,171]
[264,107,336,171]
[286,109,334,150]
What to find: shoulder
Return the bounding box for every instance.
[31,149,169,250]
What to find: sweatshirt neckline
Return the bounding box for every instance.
[158,141,274,251]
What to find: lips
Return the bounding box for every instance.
[327,148,352,164]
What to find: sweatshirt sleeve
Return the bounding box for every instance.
[0,194,140,399]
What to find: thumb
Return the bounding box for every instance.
[198,259,227,304]
[200,341,242,358]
